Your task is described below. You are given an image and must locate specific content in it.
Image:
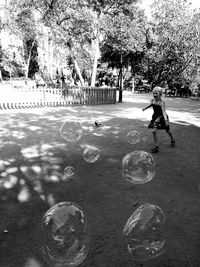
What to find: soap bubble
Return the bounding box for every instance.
[42,202,89,267]
[64,166,75,178]
[122,150,155,184]
[83,146,101,163]
[127,131,141,145]
[60,121,83,142]
[123,203,166,261]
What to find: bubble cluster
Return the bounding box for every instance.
[83,146,101,163]
[64,166,75,178]
[127,130,141,145]
[60,121,83,142]
[123,203,166,261]
[42,202,89,267]
[122,150,155,184]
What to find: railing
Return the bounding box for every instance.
[0,84,117,109]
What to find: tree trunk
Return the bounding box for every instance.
[118,54,123,103]
[132,77,135,93]
[73,57,85,86]
[0,68,2,82]
[91,38,99,87]
[25,38,36,79]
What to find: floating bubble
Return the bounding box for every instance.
[122,150,155,184]
[127,131,141,145]
[123,203,166,261]
[60,121,83,142]
[83,146,101,163]
[42,202,89,267]
[64,166,75,177]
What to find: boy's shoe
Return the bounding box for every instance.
[151,145,159,153]
[171,139,175,147]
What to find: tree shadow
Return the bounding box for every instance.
[0,97,200,266]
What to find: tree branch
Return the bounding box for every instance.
[56,15,71,26]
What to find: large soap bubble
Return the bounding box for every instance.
[127,130,141,145]
[83,146,101,163]
[42,202,89,267]
[123,203,166,261]
[122,150,155,184]
[60,121,83,142]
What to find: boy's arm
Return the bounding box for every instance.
[142,103,152,111]
[160,101,169,123]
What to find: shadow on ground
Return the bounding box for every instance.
[0,93,200,267]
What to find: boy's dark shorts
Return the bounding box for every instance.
[148,116,170,131]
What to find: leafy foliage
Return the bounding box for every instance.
[142,0,200,87]
[100,4,147,70]
[3,0,200,90]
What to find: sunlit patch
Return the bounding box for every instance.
[20,165,41,177]
[1,172,7,177]
[0,175,18,189]
[168,110,200,127]
[31,165,42,174]
[47,193,56,207]
[42,167,62,182]
[93,132,104,136]
[18,186,31,202]
[6,167,18,174]
[99,126,113,130]
[21,146,40,159]
[12,130,26,139]
[40,194,45,201]
[108,158,119,164]
[19,179,25,185]
[111,130,119,134]
[41,144,53,150]
[0,160,10,171]
[23,257,41,267]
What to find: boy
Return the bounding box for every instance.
[143,87,175,153]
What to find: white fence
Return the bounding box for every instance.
[0,84,117,109]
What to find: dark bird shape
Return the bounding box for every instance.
[95,121,101,127]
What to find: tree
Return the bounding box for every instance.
[0,18,3,82]
[24,0,139,88]
[100,3,147,101]
[142,0,200,88]
[30,0,94,85]
[0,16,24,80]
[7,2,40,79]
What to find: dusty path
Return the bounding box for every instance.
[0,92,199,267]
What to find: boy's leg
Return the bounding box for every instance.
[166,129,173,140]
[166,129,175,147]
[153,128,159,146]
[151,128,159,152]
[152,128,158,146]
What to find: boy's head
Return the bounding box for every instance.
[153,86,162,99]
[153,86,162,98]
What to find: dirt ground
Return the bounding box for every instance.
[0,92,200,267]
